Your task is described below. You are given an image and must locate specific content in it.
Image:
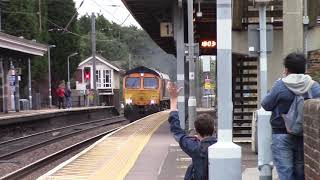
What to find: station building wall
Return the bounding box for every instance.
[232,29,284,90]
[303,99,320,180]
[308,27,320,52]
[233,26,320,90]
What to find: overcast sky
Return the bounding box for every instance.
[74,0,140,27]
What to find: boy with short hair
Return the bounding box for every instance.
[167,82,217,180]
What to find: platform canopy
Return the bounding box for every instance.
[121,0,217,55]
[0,32,48,57]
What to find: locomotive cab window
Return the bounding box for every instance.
[143,77,158,89]
[126,77,141,88]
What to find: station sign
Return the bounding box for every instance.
[201,40,216,48]
[204,78,214,90]
[76,82,87,91]
[199,39,217,55]
[160,22,173,37]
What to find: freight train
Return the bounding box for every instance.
[123,66,170,121]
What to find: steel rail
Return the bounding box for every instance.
[0,117,126,159]
[0,127,120,180]
[0,116,122,145]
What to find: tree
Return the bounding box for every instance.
[78,14,91,35]
[3,0,39,39]
[78,14,128,62]
[47,0,80,87]
[1,0,50,95]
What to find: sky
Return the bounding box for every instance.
[74,0,140,27]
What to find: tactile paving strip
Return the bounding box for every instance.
[38,111,169,180]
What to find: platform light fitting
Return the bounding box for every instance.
[196,0,202,17]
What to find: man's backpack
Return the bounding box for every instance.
[282,89,313,136]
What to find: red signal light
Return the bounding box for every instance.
[84,67,91,81]
[85,73,90,80]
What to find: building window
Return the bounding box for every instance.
[96,70,112,88]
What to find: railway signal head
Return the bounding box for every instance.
[85,72,90,80]
[84,67,91,81]
[84,67,91,89]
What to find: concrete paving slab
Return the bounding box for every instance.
[242,167,279,180]
[125,121,176,180]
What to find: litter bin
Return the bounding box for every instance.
[32,93,41,110]
[19,99,30,110]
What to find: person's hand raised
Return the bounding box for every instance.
[167,81,182,100]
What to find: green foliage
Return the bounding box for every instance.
[78,15,92,35]
[2,0,39,39]
[1,1,176,94]
[77,14,174,74]
[1,0,49,88]
[78,14,129,64]
[47,0,80,86]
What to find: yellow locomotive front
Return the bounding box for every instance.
[123,66,169,121]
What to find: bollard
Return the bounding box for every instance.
[209,141,242,180]
[257,108,273,180]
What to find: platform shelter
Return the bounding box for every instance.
[0,32,47,113]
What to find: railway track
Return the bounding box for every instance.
[0,127,120,180]
[0,116,126,159]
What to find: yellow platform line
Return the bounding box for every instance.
[39,111,169,180]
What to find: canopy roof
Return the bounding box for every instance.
[121,0,217,55]
[0,32,47,57]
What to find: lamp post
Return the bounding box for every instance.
[67,52,78,89]
[48,44,56,108]
[255,1,273,180]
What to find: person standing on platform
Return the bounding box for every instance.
[56,84,65,109]
[65,87,72,109]
[262,52,320,180]
[167,81,217,180]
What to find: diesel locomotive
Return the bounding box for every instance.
[123,66,170,121]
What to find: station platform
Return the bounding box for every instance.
[38,109,268,180]
[0,106,117,125]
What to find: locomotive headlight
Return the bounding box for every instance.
[150,100,155,104]
[125,98,133,104]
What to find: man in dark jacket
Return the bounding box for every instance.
[65,87,72,109]
[167,82,217,180]
[262,53,320,180]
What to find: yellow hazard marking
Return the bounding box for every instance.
[38,111,169,180]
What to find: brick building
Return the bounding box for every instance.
[308,50,320,82]
[304,99,320,180]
